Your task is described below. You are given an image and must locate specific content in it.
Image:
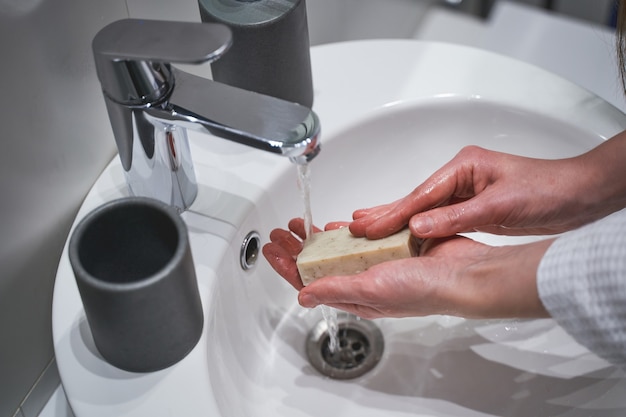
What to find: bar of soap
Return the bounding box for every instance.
[296,227,419,286]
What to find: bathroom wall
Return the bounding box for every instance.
[507,0,616,25]
[442,0,616,26]
[552,0,616,26]
[0,1,126,416]
[306,0,437,44]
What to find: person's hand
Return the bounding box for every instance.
[299,236,552,319]
[262,218,552,319]
[262,218,348,290]
[349,142,626,240]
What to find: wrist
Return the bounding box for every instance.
[456,239,554,319]
[575,131,626,217]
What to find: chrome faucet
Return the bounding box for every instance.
[92,19,321,211]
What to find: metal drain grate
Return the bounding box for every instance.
[306,315,384,380]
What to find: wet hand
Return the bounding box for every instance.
[262,218,348,290]
[263,217,552,319]
[298,236,552,320]
[349,145,596,240]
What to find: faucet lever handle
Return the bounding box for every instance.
[93,19,232,65]
[93,19,232,105]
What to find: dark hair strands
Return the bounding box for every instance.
[618,0,626,92]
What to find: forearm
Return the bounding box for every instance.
[573,130,626,218]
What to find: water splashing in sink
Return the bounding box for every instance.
[321,305,339,353]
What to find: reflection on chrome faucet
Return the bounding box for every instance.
[92,19,321,211]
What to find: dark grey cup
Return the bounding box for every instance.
[69,197,203,373]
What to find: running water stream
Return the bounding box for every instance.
[297,163,339,353]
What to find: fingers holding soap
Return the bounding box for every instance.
[323,221,350,231]
[268,227,303,257]
[264,217,376,295]
[262,242,304,290]
[298,274,388,319]
[263,217,326,291]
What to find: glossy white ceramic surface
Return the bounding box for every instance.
[53,40,626,416]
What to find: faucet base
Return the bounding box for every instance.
[125,117,198,212]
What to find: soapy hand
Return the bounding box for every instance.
[262,218,552,319]
[349,143,626,240]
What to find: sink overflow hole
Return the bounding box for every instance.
[306,315,384,380]
[240,231,260,270]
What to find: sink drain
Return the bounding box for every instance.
[306,314,384,380]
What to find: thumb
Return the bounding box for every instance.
[298,274,364,308]
[409,201,493,238]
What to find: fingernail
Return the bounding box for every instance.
[299,292,319,308]
[412,216,433,235]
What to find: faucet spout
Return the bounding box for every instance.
[147,68,321,165]
[92,19,321,211]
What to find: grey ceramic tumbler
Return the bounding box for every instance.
[69,197,203,373]
[199,0,314,107]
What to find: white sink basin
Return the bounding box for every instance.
[53,40,626,416]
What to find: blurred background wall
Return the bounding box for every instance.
[0,1,123,416]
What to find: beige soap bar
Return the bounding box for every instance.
[296,227,419,285]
